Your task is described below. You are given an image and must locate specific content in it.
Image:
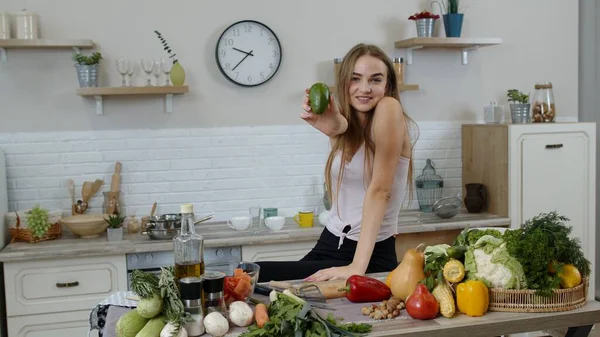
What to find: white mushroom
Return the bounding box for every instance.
[203,312,229,337]
[228,301,254,327]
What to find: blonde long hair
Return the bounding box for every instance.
[324,43,419,212]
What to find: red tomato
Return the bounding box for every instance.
[405,284,440,320]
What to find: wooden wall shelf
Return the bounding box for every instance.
[394,37,502,65]
[0,39,95,62]
[76,85,189,115]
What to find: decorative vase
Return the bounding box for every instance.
[443,13,464,38]
[464,183,487,213]
[170,61,186,86]
[75,64,99,87]
[107,227,123,241]
[510,103,531,124]
[415,18,436,38]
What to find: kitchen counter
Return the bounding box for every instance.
[0,210,509,262]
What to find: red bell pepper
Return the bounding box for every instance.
[340,275,392,303]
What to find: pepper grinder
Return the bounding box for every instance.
[202,271,227,316]
[179,276,205,337]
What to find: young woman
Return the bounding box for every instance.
[256,43,417,283]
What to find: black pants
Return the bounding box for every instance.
[256,227,398,282]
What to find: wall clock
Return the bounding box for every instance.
[215,20,283,87]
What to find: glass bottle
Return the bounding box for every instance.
[531,81,556,123]
[102,191,121,215]
[174,203,205,281]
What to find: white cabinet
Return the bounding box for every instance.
[3,255,127,337]
[462,123,596,300]
[242,240,316,262]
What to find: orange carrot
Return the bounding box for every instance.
[255,303,269,328]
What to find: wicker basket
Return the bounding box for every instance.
[5,209,63,243]
[489,277,589,313]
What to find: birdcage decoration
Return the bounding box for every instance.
[415,159,444,212]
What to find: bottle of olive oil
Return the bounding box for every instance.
[174,204,205,281]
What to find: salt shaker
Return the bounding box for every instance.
[179,276,205,337]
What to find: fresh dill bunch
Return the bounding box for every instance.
[130,269,160,299]
[503,211,591,297]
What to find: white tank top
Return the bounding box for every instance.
[326,144,410,247]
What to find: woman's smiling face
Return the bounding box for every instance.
[348,55,388,113]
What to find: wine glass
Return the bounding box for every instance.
[160,60,172,86]
[126,59,137,87]
[152,60,162,86]
[140,58,155,86]
[116,58,129,87]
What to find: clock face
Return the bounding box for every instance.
[215,20,283,87]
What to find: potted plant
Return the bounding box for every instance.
[154,30,185,86]
[507,89,531,124]
[73,51,103,88]
[408,10,440,38]
[432,0,464,37]
[105,214,126,241]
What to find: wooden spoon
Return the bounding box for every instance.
[150,202,157,217]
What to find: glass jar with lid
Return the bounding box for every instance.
[531,81,556,123]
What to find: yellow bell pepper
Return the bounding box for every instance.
[456,280,489,317]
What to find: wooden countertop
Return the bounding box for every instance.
[365,301,600,337]
[0,210,509,262]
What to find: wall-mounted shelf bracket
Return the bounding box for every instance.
[165,94,173,113]
[94,96,103,115]
[461,46,479,65]
[0,48,7,62]
[405,46,423,65]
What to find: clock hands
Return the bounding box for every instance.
[233,47,254,57]
[232,49,254,71]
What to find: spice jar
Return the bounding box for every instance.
[392,58,404,85]
[531,81,556,123]
[333,58,343,83]
[202,271,227,316]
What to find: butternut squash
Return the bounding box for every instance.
[389,243,426,301]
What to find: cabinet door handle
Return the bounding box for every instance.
[545,144,563,149]
[56,281,79,288]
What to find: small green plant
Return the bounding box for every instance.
[105,214,126,229]
[73,51,103,65]
[432,0,463,14]
[507,89,530,104]
[154,30,178,64]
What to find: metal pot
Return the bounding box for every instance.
[142,213,215,240]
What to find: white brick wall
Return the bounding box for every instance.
[0,122,463,221]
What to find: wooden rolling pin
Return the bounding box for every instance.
[269,279,348,299]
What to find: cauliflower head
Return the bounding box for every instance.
[464,235,527,289]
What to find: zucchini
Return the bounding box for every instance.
[309,83,330,114]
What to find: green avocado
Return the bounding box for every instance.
[309,82,330,114]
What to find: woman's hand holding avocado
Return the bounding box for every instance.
[301,85,347,137]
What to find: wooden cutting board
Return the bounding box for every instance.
[269,279,348,299]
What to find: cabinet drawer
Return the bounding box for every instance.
[242,241,316,262]
[4,255,127,316]
[7,309,96,337]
